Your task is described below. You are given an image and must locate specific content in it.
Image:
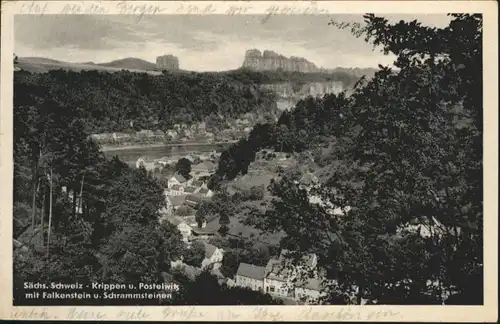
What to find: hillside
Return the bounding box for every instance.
[13,68,280,134]
[16,57,163,75]
[97,57,158,70]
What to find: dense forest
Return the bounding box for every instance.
[13,67,366,136]
[215,14,483,305]
[13,69,280,134]
[12,65,285,306]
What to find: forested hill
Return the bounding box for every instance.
[212,14,483,305]
[14,68,368,135]
[14,69,279,134]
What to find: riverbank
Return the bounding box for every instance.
[100,140,238,152]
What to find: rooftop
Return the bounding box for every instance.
[192,161,216,171]
[198,188,210,194]
[236,263,267,280]
[184,186,197,193]
[171,173,187,183]
[299,278,323,292]
[167,195,187,207]
[203,242,220,259]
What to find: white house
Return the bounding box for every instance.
[168,173,187,188]
[201,242,224,270]
[235,263,266,292]
[166,130,178,139]
[191,161,217,177]
[263,258,294,297]
[177,223,193,243]
[399,216,460,239]
[263,250,319,298]
[169,185,186,196]
[294,278,324,303]
[163,191,174,215]
[166,216,192,243]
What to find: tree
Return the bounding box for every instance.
[175,158,192,179]
[250,14,483,305]
[183,241,205,268]
[195,201,214,228]
[220,250,239,278]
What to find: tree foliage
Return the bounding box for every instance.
[175,158,192,179]
[244,14,483,305]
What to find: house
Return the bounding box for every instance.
[136,129,154,138]
[113,132,132,142]
[169,184,185,196]
[153,129,165,137]
[197,154,211,162]
[136,157,146,169]
[198,122,207,132]
[263,258,294,297]
[185,194,202,208]
[294,278,324,303]
[191,161,217,177]
[168,173,187,188]
[165,129,179,139]
[166,217,192,243]
[235,263,266,292]
[167,195,187,210]
[308,191,351,217]
[198,187,214,198]
[162,191,175,215]
[263,250,319,298]
[201,242,224,269]
[183,186,198,195]
[399,216,460,239]
[191,179,205,188]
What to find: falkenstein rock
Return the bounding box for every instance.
[156,54,180,70]
[242,49,320,73]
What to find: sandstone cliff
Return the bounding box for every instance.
[262,81,348,111]
[242,49,377,79]
[242,49,319,73]
[156,54,180,70]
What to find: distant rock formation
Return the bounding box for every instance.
[242,49,319,73]
[242,49,378,79]
[156,55,180,70]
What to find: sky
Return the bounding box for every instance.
[14,14,452,72]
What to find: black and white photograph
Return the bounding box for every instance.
[2,0,497,319]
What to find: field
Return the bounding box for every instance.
[204,198,285,246]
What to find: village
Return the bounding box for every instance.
[89,116,257,148]
[130,145,332,304]
[134,141,461,305]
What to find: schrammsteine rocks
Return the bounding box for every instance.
[242,49,319,73]
[156,55,180,70]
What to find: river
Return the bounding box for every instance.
[101,142,234,166]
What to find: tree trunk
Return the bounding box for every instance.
[30,165,38,233]
[40,181,46,247]
[78,173,85,216]
[47,166,53,257]
[72,189,77,219]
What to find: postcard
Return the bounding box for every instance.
[0,0,497,321]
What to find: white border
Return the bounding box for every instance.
[1,1,498,321]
